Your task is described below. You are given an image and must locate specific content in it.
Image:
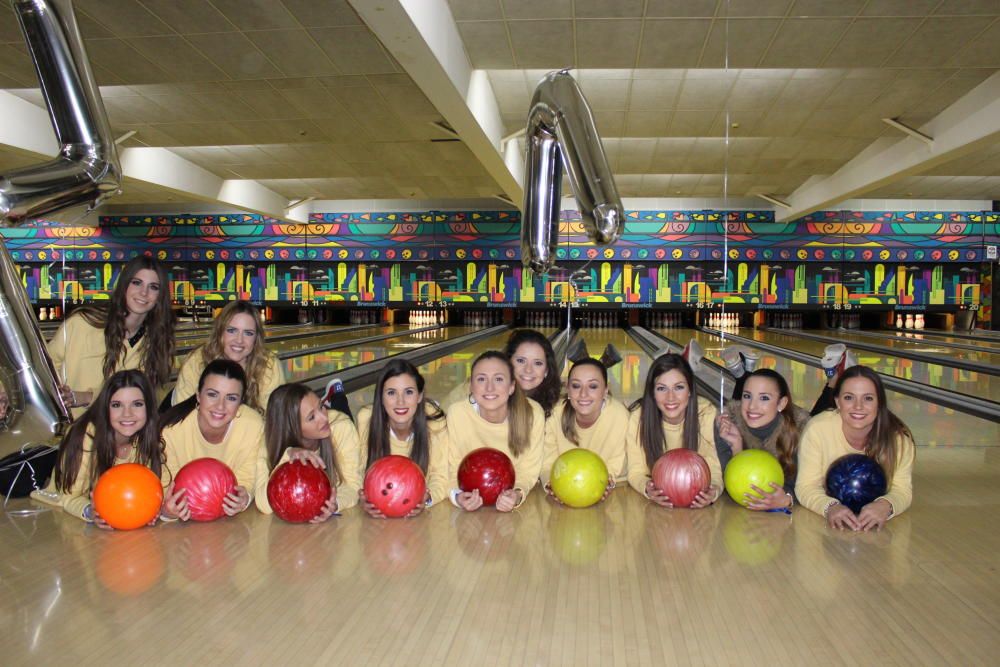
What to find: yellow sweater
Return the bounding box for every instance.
[541,398,630,485]
[47,313,145,418]
[173,348,285,410]
[161,406,265,496]
[254,409,362,513]
[626,397,723,495]
[445,398,546,498]
[356,404,450,506]
[795,409,915,518]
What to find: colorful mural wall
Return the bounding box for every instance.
[4,209,996,310]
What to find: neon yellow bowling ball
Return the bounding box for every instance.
[550,449,609,508]
[723,450,784,507]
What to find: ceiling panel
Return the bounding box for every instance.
[0,2,998,206]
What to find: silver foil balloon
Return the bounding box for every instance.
[521,70,623,274]
[0,242,68,455]
[0,0,123,457]
[0,0,122,222]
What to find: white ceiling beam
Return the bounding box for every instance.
[0,91,305,223]
[0,91,59,155]
[778,71,1000,222]
[347,0,523,205]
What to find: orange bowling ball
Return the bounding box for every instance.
[92,463,164,530]
[97,531,166,596]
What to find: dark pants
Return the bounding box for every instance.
[326,391,353,421]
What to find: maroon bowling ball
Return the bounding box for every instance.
[267,461,333,523]
[364,455,427,518]
[457,448,515,506]
[173,458,237,522]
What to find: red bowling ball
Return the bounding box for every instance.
[652,449,711,508]
[173,458,237,522]
[267,461,333,523]
[457,448,515,506]
[364,455,427,518]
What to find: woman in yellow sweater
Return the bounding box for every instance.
[715,369,810,511]
[443,328,562,414]
[173,300,284,412]
[626,353,723,508]
[541,358,628,501]
[160,360,263,521]
[357,360,448,517]
[44,370,163,526]
[254,382,361,519]
[447,351,546,513]
[503,329,562,417]
[48,255,176,416]
[795,366,915,531]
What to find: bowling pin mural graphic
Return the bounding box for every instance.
[0,0,123,457]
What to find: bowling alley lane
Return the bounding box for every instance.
[870,329,1000,354]
[174,322,333,344]
[735,328,1000,403]
[879,329,1000,352]
[672,328,1000,448]
[264,324,398,355]
[168,324,396,364]
[813,328,1000,366]
[575,327,652,404]
[282,326,463,385]
[343,329,519,413]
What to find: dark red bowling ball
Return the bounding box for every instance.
[267,461,333,523]
[364,455,427,518]
[457,447,515,506]
[173,458,237,522]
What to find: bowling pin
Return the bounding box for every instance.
[895,314,902,329]
[915,314,924,330]
[904,314,913,329]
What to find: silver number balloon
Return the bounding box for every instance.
[0,0,123,458]
[521,70,623,274]
[0,0,122,222]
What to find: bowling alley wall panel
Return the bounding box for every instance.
[3,209,996,309]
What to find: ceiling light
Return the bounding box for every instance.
[501,128,526,145]
[286,196,315,211]
[114,130,137,145]
[429,120,459,138]
[756,193,790,208]
[882,117,933,146]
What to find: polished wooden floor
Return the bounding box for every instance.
[2,446,998,666]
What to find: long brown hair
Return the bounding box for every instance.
[740,369,799,477]
[503,329,561,417]
[366,359,443,473]
[102,255,175,390]
[201,300,273,411]
[560,358,608,446]
[265,383,342,485]
[631,353,700,470]
[55,370,163,493]
[834,366,912,480]
[471,351,533,457]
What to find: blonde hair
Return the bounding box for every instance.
[202,301,273,411]
[472,351,534,456]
